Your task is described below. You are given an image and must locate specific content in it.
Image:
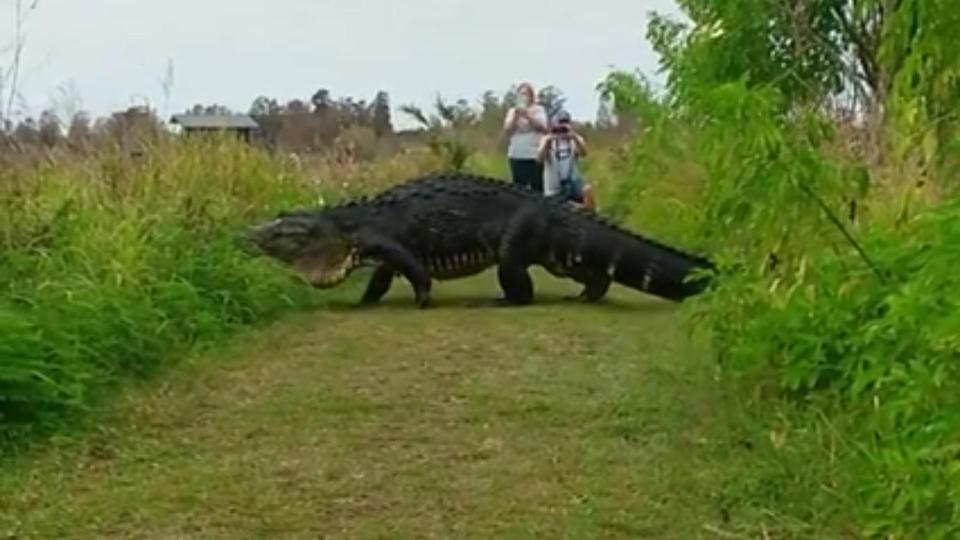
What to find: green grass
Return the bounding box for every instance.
[0,136,452,449]
[0,269,838,539]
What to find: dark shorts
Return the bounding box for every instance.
[558,177,584,203]
[508,158,543,193]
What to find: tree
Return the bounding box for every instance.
[285,99,310,114]
[434,96,476,129]
[643,0,927,118]
[310,88,332,114]
[67,111,92,147]
[371,90,393,138]
[2,0,40,122]
[501,86,520,109]
[399,95,476,170]
[537,85,566,119]
[186,103,233,115]
[596,97,616,129]
[476,90,510,136]
[249,96,280,117]
[12,117,39,145]
[38,109,62,147]
[644,0,960,168]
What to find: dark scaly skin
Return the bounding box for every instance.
[243,172,716,308]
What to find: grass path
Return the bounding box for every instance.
[0,269,758,539]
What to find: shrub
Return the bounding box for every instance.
[602,63,960,535]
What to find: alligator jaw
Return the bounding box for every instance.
[296,249,361,289]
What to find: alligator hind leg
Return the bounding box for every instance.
[360,265,395,305]
[495,205,547,306]
[560,269,611,303]
[496,263,535,305]
[575,272,612,302]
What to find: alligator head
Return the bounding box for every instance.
[243,211,359,288]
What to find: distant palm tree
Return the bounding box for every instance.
[400,96,475,171]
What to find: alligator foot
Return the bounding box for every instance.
[414,290,432,309]
[570,274,612,303]
[355,299,380,310]
[562,290,607,303]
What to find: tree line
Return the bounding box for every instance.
[0,82,618,155]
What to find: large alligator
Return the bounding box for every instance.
[243,172,715,308]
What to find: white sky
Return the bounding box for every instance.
[0,0,685,129]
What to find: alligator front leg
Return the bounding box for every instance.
[360,264,396,305]
[357,232,432,308]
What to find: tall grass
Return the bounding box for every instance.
[0,134,446,451]
[601,67,960,536]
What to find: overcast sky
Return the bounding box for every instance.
[1,0,685,129]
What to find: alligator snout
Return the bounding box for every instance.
[236,223,268,255]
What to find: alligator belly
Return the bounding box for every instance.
[423,252,496,280]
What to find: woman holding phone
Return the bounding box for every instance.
[503,82,549,192]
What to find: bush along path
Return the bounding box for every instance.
[0,269,849,539]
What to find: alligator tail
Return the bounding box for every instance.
[609,233,715,302]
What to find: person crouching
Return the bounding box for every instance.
[537,110,596,212]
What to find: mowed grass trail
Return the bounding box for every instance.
[1,269,756,539]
